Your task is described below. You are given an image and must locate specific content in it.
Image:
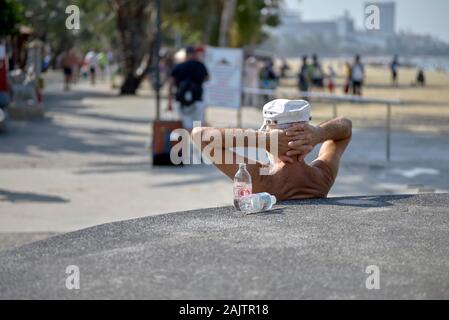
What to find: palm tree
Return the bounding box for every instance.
[110,0,155,95]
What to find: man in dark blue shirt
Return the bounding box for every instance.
[168,46,209,130]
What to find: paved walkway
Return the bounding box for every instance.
[1,73,448,238]
[1,193,448,299]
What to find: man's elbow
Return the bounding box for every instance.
[337,116,352,139]
[345,117,353,139]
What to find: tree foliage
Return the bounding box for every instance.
[163,0,281,48]
[15,0,116,53]
[11,0,282,94]
[110,0,155,94]
[0,0,25,37]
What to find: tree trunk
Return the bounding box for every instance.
[112,0,154,95]
[218,0,237,47]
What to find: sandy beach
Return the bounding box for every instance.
[275,59,449,134]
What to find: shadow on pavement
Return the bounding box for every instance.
[67,111,152,125]
[73,161,227,189]
[44,88,118,101]
[150,174,224,187]
[44,90,153,125]
[283,194,415,208]
[0,116,146,157]
[0,189,70,204]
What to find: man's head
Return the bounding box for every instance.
[260,99,311,131]
[185,46,197,60]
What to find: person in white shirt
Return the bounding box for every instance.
[85,50,98,85]
[243,56,260,107]
[351,55,365,96]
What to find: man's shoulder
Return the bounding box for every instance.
[191,60,208,71]
[175,60,206,71]
[171,62,189,78]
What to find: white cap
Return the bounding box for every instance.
[260,99,311,130]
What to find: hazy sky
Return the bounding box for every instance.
[285,0,449,43]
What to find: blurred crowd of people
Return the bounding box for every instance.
[297,54,366,96]
[242,53,427,105]
[53,44,430,107]
[57,49,114,91]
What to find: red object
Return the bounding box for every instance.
[238,188,251,197]
[152,120,184,166]
[36,89,43,103]
[0,59,8,92]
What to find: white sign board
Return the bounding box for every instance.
[204,46,243,109]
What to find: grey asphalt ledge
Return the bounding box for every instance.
[0,193,448,299]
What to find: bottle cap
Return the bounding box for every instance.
[271,195,277,205]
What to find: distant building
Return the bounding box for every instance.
[262,4,401,55]
[272,11,354,41]
[336,11,355,38]
[365,2,396,36]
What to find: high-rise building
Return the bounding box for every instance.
[337,11,355,38]
[272,11,354,41]
[365,2,396,36]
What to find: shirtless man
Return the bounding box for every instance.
[191,99,352,201]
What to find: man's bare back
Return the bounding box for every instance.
[252,160,334,201]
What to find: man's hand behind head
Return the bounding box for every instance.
[283,123,323,161]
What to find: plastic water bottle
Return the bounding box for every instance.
[233,163,252,210]
[239,193,277,214]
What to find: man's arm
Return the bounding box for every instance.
[285,117,352,178]
[191,127,290,180]
[314,117,352,179]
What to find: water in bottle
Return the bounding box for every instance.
[233,163,252,210]
[239,192,277,214]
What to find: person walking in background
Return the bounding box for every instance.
[416,69,426,87]
[351,55,365,96]
[162,48,175,84]
[60,49,78,91]
[298,55,309,94]
[390,55,399,87]
[243,56,260,107]
[309,54,324,90]
[97,51,108,81]
[60,50,72,91]
[167,46,209,131]
[259,59,278,104]
[259,59,277,89]
[280,58,290,78]
[70,50,82,84]
[327,65,336,94]
[85,50,99,86]
[343,61,352,94]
